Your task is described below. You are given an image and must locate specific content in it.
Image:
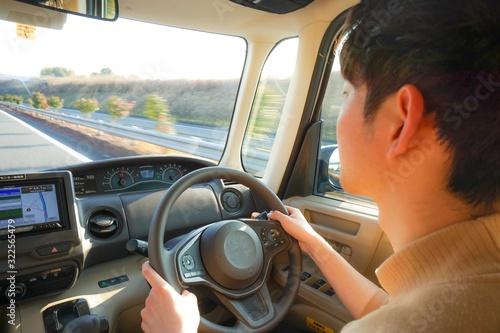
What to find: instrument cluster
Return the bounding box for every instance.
[72,161,201,195]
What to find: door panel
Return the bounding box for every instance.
[272,195,393,331]
[285,195,390,283]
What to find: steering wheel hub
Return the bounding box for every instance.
[201,221,263,289]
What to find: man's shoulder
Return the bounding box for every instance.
[341,277,500,333]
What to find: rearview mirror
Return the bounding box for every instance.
[17,0,118,21]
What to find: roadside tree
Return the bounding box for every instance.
[27,92,50,110]
[144,94,172,133]
[47,96,64,112]
[106,96,136,122]
[74,97,99,117]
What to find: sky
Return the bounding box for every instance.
[0,14,247,80]
[0,13,298,81]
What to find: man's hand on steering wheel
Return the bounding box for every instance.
[141,261,200,333]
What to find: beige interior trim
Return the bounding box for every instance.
[17,256,148,333]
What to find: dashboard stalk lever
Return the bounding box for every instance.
[126,239,149,257]
[253,211,269,219]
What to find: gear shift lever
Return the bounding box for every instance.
[62,314,109,333]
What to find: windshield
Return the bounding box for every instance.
[0,15,246,174]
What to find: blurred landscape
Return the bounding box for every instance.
[0,67,344,143]
[0,75,240,126]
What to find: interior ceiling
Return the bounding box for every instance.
[118,0,357,42]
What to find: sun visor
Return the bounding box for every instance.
[229,0,314,14]
[0,0,67,30]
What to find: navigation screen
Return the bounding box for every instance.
[0,184,61,230]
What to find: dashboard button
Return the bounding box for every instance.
[36,243,72,256]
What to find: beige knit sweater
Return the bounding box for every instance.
[341,213,500,333]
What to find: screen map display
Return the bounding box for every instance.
[0,184,61,230]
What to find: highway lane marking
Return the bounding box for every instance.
[0,110,92,163]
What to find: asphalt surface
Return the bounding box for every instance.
[0,109,98,174]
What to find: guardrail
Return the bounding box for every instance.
[0,102,271,172]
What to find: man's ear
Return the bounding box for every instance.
[386,84,425,159]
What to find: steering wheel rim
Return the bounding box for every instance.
[148,166,301,333]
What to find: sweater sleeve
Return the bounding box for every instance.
[359,288,390,317]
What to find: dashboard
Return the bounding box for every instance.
[71,155,212,195]
[0,154,260,312]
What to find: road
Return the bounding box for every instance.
[0,110,92,174]
[1,104,274,175]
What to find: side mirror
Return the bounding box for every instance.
[16,0,118,21]
[317,144,342,193]
[327,145,342,190]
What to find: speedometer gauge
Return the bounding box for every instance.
[103,167,136,190]
[160,164,187,184]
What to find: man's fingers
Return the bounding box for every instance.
[181,289,197,302]
[267,210,282,220]
[142,261,163,289]
[142,261,176,293]
[284,205,299,215]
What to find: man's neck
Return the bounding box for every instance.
[376,192,474,252]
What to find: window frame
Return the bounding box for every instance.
[311,12,378,210]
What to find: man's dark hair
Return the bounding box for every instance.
[339,0,500,209]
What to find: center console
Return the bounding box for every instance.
[0,171,83,307]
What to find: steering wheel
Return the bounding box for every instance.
[148,166,302,333]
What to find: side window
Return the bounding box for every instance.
[316,52,375,207]
[242,38,299,176]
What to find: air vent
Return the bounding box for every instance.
[223,179,238,185]
[221,189,242,213]
[87,209,120,238]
